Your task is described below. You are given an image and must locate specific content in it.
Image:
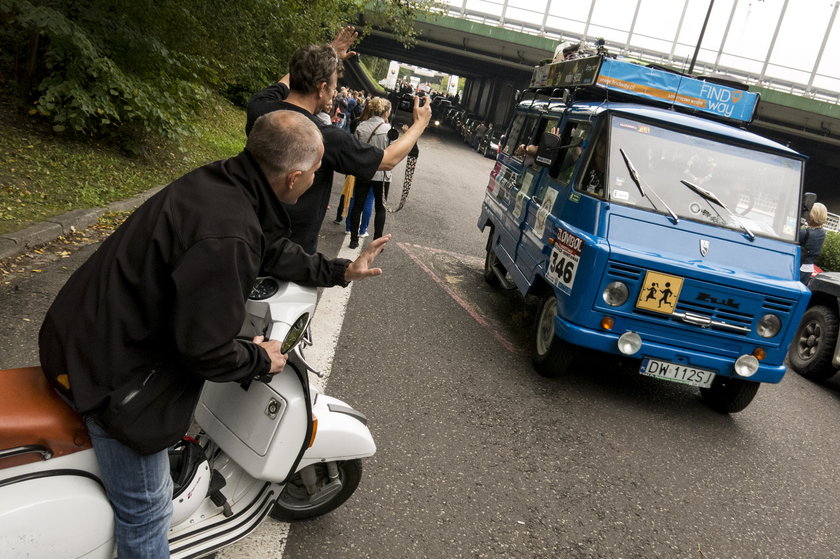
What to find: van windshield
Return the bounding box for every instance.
[605,115,802,242]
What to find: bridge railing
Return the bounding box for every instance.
[442,5,840,106]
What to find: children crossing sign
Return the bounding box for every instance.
[636,271,684,314]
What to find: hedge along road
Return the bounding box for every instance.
[3,128,840,557]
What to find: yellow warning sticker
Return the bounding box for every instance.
[636,271,683,314]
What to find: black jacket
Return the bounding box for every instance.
[39,150,349,451]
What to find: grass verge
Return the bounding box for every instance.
[0,96,246,234]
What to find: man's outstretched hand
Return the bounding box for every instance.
[332,25,358,60]
[344,234,391,282]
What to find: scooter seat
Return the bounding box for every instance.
[0,367,91,470]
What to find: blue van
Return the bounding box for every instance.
[478,56,811,413]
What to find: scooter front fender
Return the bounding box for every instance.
[298,394,376,469]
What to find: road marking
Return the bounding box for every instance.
[217,243,363,558]
[397,242,519,354]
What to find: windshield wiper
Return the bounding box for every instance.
[680,180,755,240]
[618,148,679,224]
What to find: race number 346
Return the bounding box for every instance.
[546,229,583,294]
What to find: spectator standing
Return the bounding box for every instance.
[800,202,829,285]
[472,121,487,150]
[315,98,333,126]
[343,91,357,131]
[348,97,395,249]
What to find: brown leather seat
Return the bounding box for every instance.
[0,367,91,470]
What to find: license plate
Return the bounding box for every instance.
[640,359,716,388]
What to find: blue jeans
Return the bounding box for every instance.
[86,417,173,558]
[349,180,388,244]
[345,188,375,235]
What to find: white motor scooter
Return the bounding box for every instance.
[0,278,376,558]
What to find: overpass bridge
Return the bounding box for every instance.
[356,6,840,202]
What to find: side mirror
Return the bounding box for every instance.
[803,192,817,212]
[535,133,561,166]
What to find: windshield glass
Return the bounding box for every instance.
[605,115,802,241]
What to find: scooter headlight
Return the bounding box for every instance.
[756,314,781,338]
[281,313,310,354]
[602,282,629,307]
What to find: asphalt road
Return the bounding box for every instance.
[3,125,840,559]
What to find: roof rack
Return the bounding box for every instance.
[529,55,760,124]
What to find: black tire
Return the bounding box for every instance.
[270,459,363,522]
[484,247,501,287]
[531,292,575,378]
[699,376,759,413]
[788,304,840,380]
[483,231,503,287]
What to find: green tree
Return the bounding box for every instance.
[0,0,441,145]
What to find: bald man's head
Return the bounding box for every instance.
[246,111,324,204]
[247,110,323,182]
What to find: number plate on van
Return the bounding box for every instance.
[640,359,716,388]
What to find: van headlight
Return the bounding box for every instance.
[602,282,629,307]
[281,313,310,353]
[756,314,781,338]
[734,354,759,377]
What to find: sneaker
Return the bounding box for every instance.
[349,240,359,249]
[359,232,369,238]
[345,230,351,235]
[333,218,342,224]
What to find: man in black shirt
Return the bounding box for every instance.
[246,27,431,253]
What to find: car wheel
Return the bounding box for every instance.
[531,292,576,378]
[483,231,503,287]
[788,304,839,380]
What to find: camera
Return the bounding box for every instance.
[398,91,427,112]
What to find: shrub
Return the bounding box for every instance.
[817,230,840,272]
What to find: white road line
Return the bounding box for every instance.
[217,243,363,558]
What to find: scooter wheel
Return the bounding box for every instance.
[270,459,363,521]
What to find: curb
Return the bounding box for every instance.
[0,185,166,260]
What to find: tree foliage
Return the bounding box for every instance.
[0,0,442,145]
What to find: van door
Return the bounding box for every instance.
[515,119,593,285]
[491,110,541,282]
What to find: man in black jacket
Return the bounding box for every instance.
[38,110,388,558]
[246,27,431,253]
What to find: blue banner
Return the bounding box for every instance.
[596,58,759,123]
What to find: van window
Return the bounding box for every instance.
[547,121,592,185]
[503,113,540,159]
[502,114,526,156]
[575,129,606,198]
[607,115,801,241]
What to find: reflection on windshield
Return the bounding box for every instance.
[606,116,802,241]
